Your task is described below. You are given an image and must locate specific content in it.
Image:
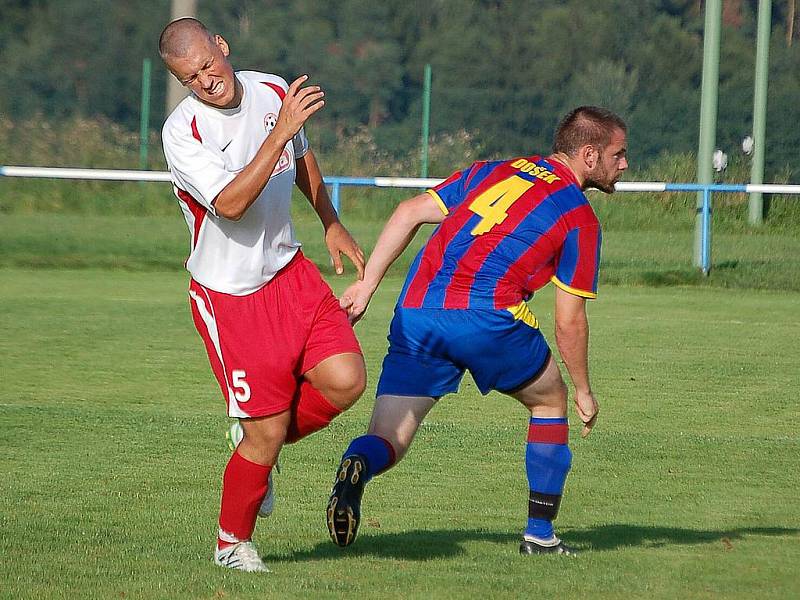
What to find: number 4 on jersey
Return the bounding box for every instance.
[468,176,534,235]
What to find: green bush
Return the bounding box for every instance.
[0,116,173,216]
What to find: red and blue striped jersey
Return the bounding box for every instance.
[398,156,601,310]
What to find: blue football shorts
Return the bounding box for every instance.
[376,304,551,399]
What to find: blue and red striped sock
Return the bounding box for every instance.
[525,417,572,540]
[342,434,396,482]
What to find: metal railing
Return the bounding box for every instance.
[3,165,799,274]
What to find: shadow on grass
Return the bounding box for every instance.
[267,528,516,562]
[266,524,799,562]
[638,269,705,286]
[564,524,798,551]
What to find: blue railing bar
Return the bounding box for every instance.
[325,176,441,213]
[666,182,746,193]
[325,176,380,186]
[330,181,341,214]
[701,188,712,274]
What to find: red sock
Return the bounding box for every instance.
[284,381,343,444]
[217,450,272,549]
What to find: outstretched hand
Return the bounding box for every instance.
[574,390,599,438]
[325,222,365,279]
[273,75,325,142]
[339,280,376,324]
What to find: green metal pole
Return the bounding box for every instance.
[749,0,772,225]
[421,63,432,178]
[139,58,152,170]
[694,0,722,270]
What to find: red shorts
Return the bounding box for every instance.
[188,252,362,418]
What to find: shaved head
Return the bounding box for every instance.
[159,17,240,108]
[159,17,214,60]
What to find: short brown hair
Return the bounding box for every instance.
[552,106,627,156]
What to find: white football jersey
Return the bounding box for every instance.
[162,71,310,295]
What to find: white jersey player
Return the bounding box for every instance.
[163,70,309,295]
[159,18,366,573]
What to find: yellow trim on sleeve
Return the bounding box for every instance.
[506,301,539,329]
[426,189,450,216]
[550,276,597,299]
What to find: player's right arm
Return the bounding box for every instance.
[214,75,324,220]
[554,286,599,437]
[340,192,446,323]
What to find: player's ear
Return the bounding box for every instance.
[215,34,230,57]
[581,144,599,170]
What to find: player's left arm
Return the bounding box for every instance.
[554,286,599,438]
[295,149,365,278]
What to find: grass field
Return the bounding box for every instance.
[1,193,799,598]
[1,261,798,598]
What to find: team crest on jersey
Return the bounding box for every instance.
[264,112,292,177]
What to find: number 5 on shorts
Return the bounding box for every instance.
[232,369,251,403]
[468,175,533,235]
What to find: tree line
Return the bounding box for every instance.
[1,0,799,177]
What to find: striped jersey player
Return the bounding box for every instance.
[400,155,601,311]
[326,107,628,556]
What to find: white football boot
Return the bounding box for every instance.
[214,541,270,573]
[226,420,276,517]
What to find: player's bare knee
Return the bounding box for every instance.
[321,368,366,409]
[342,366,368,405]
[538,377,568,412]
[538,361,567,401]
[238,416,288,463]
[306,354,366,409]
[348,367,368,403]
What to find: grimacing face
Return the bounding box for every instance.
[166,34,239,109]
[588,128,628,193]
